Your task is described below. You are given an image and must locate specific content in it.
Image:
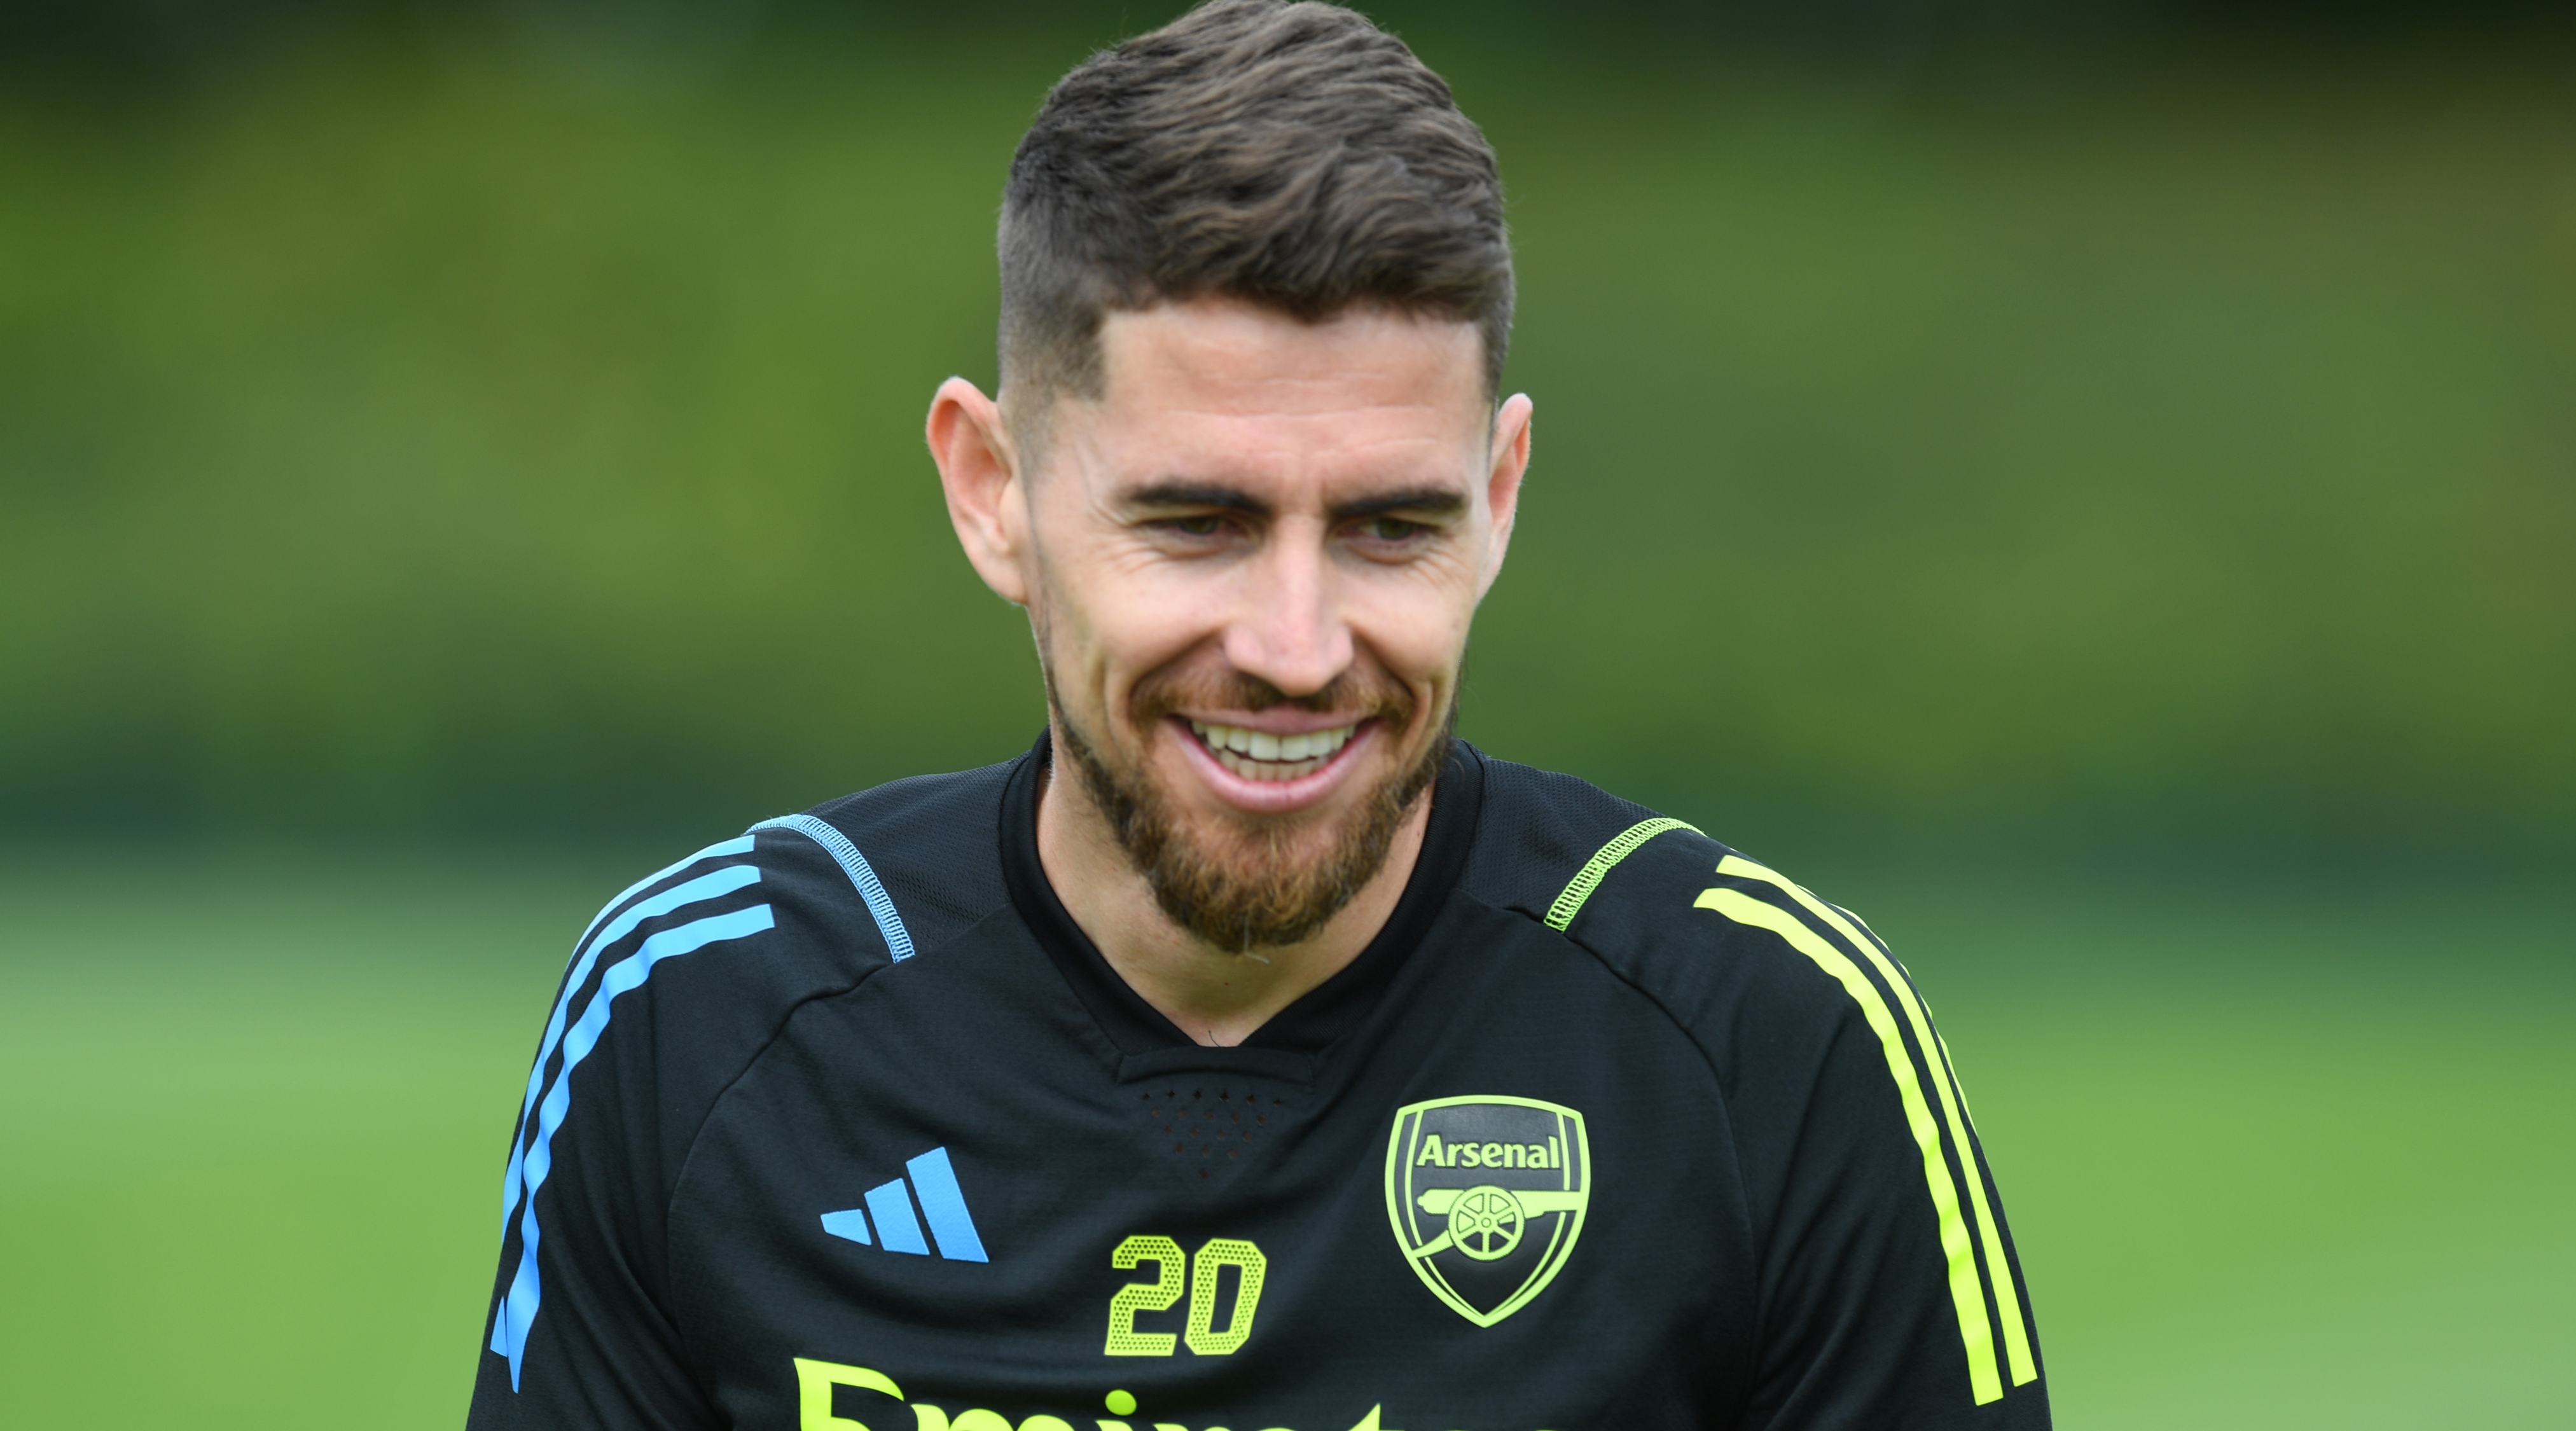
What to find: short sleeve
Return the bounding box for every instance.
[1695,860,2050,1430]
[465,836,785,1431]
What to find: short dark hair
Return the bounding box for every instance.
[999,0,1512,441]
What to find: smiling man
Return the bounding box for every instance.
[933,293,1513,1046]
[466,4,2050,1430]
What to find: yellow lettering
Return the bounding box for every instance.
[793,1358,903,1431]
[803,1370,1435,1431]
[1415,1134,1446,1166]
[1481,1142,1504,1166]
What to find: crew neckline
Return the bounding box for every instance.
[997,728,1485,1066]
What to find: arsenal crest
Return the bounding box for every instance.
[1383,1095,1590,1327]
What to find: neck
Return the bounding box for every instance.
[1034,733,1433,1047]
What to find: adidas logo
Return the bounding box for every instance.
[819,1146,988,1262]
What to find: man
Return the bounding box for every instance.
[466,4,2050,1428]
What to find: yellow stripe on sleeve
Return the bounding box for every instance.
[1693,883,2006,1405]
[1715,857,2036,1389]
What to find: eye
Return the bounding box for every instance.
[1160,515,1229,537]
[1359,516,1429,543]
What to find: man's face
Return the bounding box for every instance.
[1002,299,1527,949]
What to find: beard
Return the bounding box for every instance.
[1051,663,1455,953]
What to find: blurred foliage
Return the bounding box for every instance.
[1,8,2571,845]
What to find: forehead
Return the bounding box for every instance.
[1076,299,1487,485]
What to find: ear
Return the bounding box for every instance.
[1476,393,1534,600]
[927,377,1032,607]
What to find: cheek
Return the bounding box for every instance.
[1348,575,1476,691]
[1039,552,1218,690]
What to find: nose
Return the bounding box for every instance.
[1221,519,1353,699]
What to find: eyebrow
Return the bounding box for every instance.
[1123,482,1271,518]
[1329,487,1467,522]
[1119,481,1468,523]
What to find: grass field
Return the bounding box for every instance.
[0,845,2566,1428]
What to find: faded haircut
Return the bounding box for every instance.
[997,0,1512,455]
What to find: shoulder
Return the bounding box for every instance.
[768,754,1021,963]
[545,756,1026,1081]
[1463,757,2050,1419]
[1462,748,1892,1051]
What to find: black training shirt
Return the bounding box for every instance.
[464,737,2049,1431]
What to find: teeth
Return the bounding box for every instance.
[1186,720,1355,779]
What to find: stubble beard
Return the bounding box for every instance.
[1050,666,1456,954]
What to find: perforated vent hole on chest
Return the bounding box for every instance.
[1140,1085,1290,1179]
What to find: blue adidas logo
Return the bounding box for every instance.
[820,1146,988,1262]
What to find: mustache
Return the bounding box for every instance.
[1053,663,1456,953]
[1129,664,1416,725]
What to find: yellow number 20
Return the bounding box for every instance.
[1102,1235,1267,1357]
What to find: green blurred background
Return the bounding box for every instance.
[1,2,2569,1427]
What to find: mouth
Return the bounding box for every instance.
[1186,718,1361,782]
